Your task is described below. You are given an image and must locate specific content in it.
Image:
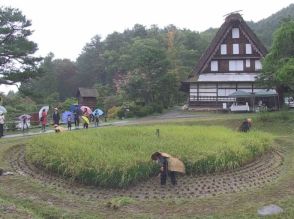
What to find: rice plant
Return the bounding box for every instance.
[26,125,273,188]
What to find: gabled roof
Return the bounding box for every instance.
[77,87,98,98]
[193,13,268,76]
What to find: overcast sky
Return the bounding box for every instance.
[1,0,293,93]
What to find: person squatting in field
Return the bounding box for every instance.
[239,118,252,132]
[151,152,185,186]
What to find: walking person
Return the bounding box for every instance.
[52,108,60,126]
[21,116,29,132]
[40,109,47,132]
[82,108,90,129]
[0,112,5,138]
[74,106,80,129]
[82,116,89,129]
[94,114,99,127]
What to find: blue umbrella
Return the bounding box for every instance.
[93,108,104,116]
[69,104,79,113]
[62,111,74,124]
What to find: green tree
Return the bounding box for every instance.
[76,36,105,87]
[125,38,169,105]
[260,20,294,99]
[0,7,42,85]
[54,59,78,100]
[19,53,57,103]
[19,54,78,102]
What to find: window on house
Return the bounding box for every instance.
[246,59,250,68]
[232,28,240,38]
[233,44,239,54]
[246,44,252,54]
[211,61,218,71]
[220,44,227,55]
[255,60,262,70]
[229,60,244,71]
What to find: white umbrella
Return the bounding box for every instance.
[0,106,7,114]
[18,114,32,120]
[39,106,49,119]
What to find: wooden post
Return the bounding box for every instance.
[156,129,160,137]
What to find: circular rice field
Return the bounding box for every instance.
[26,125,274,188]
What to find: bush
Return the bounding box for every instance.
[135,105,153,117]
[107,106,121,119]
[150,103,164,113]
[5,122,16,131]
[256,110,293,123]
[117,108,125,119]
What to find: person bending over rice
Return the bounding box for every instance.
[151,152,185,186]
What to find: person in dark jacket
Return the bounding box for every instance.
[239,118,252,132]
[74,106,80,128]
[52,108,60,126]
[152,152,176,185]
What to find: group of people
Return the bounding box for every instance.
[39,107,100,132]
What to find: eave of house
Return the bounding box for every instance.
[184,73,258,83]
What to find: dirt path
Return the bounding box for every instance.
[2,108,208,138]
[7,144,283,200]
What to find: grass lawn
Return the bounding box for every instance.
[0,110,293,218]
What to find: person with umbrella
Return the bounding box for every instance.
[81,107,91,129]
[52,108,60,126]
[20,115,30,132]
[0,112,5,137]
[93,108,103,127]
[94,114,100,127]
[73,105,80,129]
[40,109,47,132]
[151,152,185,186]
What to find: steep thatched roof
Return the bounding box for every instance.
[192,13,268,76]
[77,87,98,98]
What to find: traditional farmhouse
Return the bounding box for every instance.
[76,87,98,109]
[182,13,278,110]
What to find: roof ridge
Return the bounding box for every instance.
[192,14,267,76]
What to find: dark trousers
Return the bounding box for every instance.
[161,171,176,185]
[22,122,29,131]
[68,122,71,130]
[74,118,79,127]
[0,124,3,137]
[83,123,88,129]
